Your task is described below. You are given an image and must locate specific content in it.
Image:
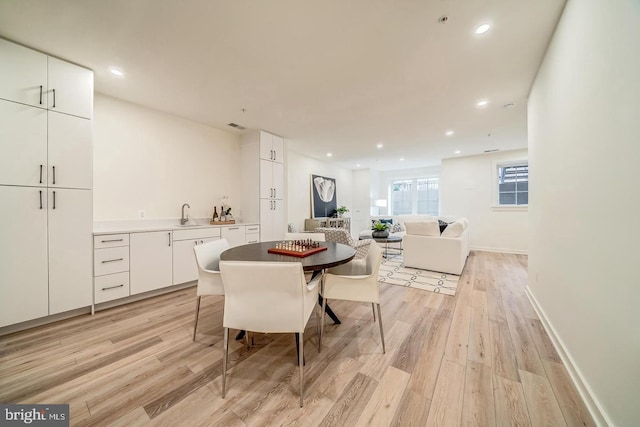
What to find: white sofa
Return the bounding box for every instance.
[403,218,470,275]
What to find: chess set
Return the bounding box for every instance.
[267,239,328,258]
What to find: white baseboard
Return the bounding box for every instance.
[524,286,612,427]
[470,245,528,255]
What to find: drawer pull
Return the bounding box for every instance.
[101,238,124,243]
[102,258,124,263]
[228,227,239,230]
[102,284,124,291]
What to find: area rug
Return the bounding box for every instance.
[378,256,459,296]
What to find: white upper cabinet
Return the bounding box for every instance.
[259,131,284,163]
[47,56,93,119]
[48,188,93,315]
[0,100,47,186]
[48,111,92,189]
[0,39,48,108]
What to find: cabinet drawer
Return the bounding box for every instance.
[94,234,129,249]
[245,225,260,234]
[94,246,129,276]
[246,233,260,244]
[173,227,221,241]
[94,272,130,304]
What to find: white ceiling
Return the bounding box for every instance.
[0,0,565,171]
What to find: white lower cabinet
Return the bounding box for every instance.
[260,199,285,242]
[221,225,245,247]
[0,186,49,327]
[94,272,130,304]
[48,188,92,314]
[130,231,173,295]
[172,227,221,285]
[246,224,260,244]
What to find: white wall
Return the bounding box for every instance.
[93,95,241,221]
[528,0,640,425]
[286,150,353,232]
[440,149,528,253]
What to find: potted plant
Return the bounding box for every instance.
[335,205,349,217]
[371,220,390,238]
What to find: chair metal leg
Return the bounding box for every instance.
[298,332,304,407]
[316,303,321,353]
[222,327,229,398]
[372,302,376,322]
[376,304,385,354]
[192,296,202,341]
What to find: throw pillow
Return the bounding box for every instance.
[404,220,440,236]
[441,220,464,238]
[438,219,449,234]
[391,223,404,233]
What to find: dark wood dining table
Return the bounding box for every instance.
[220,241,356,351]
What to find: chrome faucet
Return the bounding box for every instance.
[181,203,191,225]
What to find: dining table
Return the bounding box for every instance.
[219,240,356,355]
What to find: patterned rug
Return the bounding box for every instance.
[378,256,459,296]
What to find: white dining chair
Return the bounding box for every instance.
[219,260,321,407]
[283,232,326,242]
[192,238,230,341]
[320,242,385,353]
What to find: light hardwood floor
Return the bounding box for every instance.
[0,251,595,426]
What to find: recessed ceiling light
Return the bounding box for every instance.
[476,100,489,108]
[326,153,332,157]
[356,164,361,167]
[109,67,124,77]
[475,24,491,34]
[376,143,383,149]
[455,150,461,154]
[446,130,454,136]
[400,158,405,161]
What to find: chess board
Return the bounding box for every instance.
[267,245,328,258]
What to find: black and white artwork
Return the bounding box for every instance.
[311,174,337,218]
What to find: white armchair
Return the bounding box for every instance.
[403,219,470,275]
[320,243,385,353]
[192,238,230,341]
[218,261,321,407]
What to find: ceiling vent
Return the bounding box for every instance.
[484,149,499,153]
[227,123,246,130]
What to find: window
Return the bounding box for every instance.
[390,177,439,215]
[497,163,528,205]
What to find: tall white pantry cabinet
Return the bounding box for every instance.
[240,130,286,242]
[0,39,93,327]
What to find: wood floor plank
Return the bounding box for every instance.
[462,360,496,427]
[494,375,531,427]
[468,289,492,366]
[542,359,596,427]
[520,369,567,427]
[444,303,472,365]
[355,366,411,426]
[318,372,379,427]
[389,388,431,427]
[489,318,520,382]
[425,359,466,427]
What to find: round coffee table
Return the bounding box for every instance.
[359,235,403,258]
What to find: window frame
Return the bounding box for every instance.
[389,176,440,216]
[492,160,528,210]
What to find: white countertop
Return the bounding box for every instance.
[93,218,259,235]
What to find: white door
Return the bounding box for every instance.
[259,130,273,161]
[0,100,47,186]
[271,134,284,164]
[47,56,93,119]
[0,186,49,327]
[0,39,48,108]
[259,159,273,199]
[172,239,200,285]
[272,161,284,200]
[130,231,173,295]
[48,112,92,189]
[48,188,93,314]
[221,226,245,247]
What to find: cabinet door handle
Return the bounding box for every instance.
[39,85,43,105]
[39,190,43,209]
[273,150,276,162]
[200,240,204,244]
[52,190,56,209]
[274,188,276,198]
[228,227,239,230]
[101,258,124,263]
[39,165,43,184]
[102,284,124,291]
[101,238,123,243]
[52,166,56,185]
[168,232,171,246]
[52,88,56,108]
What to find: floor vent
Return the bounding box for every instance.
[228,123,246,130]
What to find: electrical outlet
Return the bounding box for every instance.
[138,210,145,219]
